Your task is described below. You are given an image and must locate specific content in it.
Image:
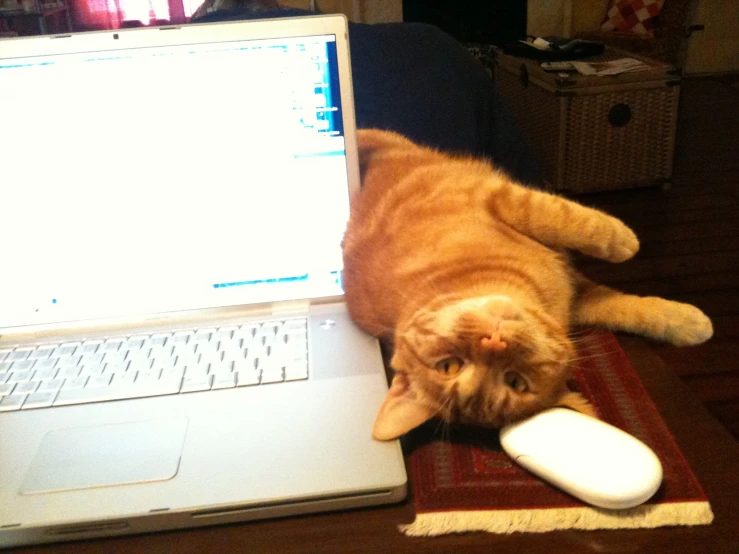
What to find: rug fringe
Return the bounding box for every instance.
[399,502,714,536]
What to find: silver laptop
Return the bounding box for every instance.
[0,16,406,548]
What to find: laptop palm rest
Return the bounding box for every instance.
[20,418,188,495]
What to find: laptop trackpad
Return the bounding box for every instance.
[20,418,188,495]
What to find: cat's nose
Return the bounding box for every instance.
[480,331,507,352]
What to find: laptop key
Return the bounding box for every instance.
[80,341,102,354]
[216,326,238,339]
[33,358,58,371]
[192,330,215,342]
[53,378,182,406]
[173,343,197,357]
[196,341,220,356]
[235,370,260,387]
[14,381,39,395]
[10,360,35,372]
[87,374,113,388]
[62,376,88,390]
[28,345,56,360]
[125,336,148,350]
[150,344,174,359]
[37,378,64,392]
[22,390,59,409]
[80,353,105,365]
[211,373,236,389]
[0,383,15,396]
[55,343,81,357]
[126,350,154,371]
[285,361,309,381]
[208,357,231,372]
[126,349,152,364]
[80,364,105,377]
[283,319,307,330]
[7,349,32,362]
[113,372,137,385]
[100,339,125,352]
[181,374,213,393]
[149,355,176,371]
[30,368,58,381]
[8,371,33,383]
[178,353,202,369]
[137,368,162,381]
[150,333,171,346]
[103,351,128,365]
[0,394,26,411]
[172,331,194,344]
[103,362,130,374]
[183,364,209,379]
[56,355,82,369]
[0,349,11,363]
[260,365,284,384]
[58,367,82,379]
[237,324,260,338]
[161,366,185,380]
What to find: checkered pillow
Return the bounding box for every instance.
[601,0,665,36]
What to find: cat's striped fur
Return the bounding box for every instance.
[342,129,713,441]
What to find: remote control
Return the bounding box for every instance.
[540,61,577,72]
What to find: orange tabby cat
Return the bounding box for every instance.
[342,129,713,441]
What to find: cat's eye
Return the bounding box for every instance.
[434,356,465,376]
[504,371,529,393]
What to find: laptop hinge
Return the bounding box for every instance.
[271,300,310,317]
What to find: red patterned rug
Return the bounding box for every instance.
[400,330,714,535]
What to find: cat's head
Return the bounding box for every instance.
[373,295,591,440]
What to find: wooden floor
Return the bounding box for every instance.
[573,77,739,440]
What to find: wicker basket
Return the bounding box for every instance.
[495,48,680,193]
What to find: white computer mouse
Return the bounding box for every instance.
[499,407,663,510]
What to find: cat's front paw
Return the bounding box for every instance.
[581,217,640,263]
[602,218,640,263]
[658,301,714,346]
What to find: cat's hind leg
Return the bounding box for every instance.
[573,275,713,346]
[486,179,639,263]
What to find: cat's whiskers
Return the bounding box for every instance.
[565,348,623,364]
[567,329,597,340]
[442,417,453,445]
[431,394,455,438]
[564,335,597,346]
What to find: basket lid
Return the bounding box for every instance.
[495,46,678,92]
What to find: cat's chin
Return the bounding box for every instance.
[457,409,536,430]
[460,392,594,429]
[555,391,598,418]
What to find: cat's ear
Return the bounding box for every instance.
[373,372,435,440]
[556,390,598,418]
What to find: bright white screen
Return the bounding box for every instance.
[0,35,349,326]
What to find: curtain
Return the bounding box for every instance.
[69,0,203,30]
[69,0,401,32]
[278,0,402,23]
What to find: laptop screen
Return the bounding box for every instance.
[0,32,350,327]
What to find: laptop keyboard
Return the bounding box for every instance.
[0,318,308,412]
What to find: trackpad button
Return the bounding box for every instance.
[21,418,188,495]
